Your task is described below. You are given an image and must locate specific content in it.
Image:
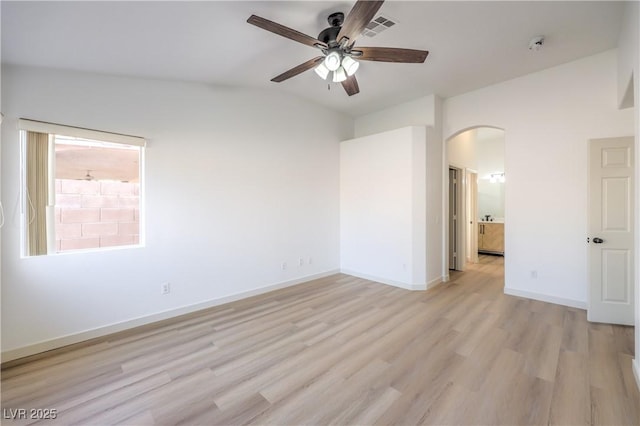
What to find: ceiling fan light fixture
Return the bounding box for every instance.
[324,51,342,71]
[332,66,347,83]
[247,3,428,97]
[342,55,360,76]
[314,62,330,80]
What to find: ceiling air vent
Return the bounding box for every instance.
[362,15,397,38]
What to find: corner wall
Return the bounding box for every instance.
[617,0,640,391]
[1,65,353,360]
[354,95,444,285]
[340,126,428,289]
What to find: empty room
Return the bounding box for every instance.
[1,1,639,425]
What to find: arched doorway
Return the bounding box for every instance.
[446,126,505,273]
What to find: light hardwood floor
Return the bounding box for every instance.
[2,256,639,425]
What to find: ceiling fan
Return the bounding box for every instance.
[247,0,428,96]
[83,170,96,181]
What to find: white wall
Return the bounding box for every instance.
[340,127,428,289]
[427,123,444,285]
[0,20,3,352]
[617,1,639,109]
[1,65,353,359]
[627,2,640,389]
[444,49,634,308]
[354,95,436,138]
[448,129,478,171]
[354,95,444,285]
[617,0,640,390]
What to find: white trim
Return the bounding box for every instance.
[1,270,339,363]
[504,287,587,310]
[426,276,444,289]
[18,119,146,147]
[633,359,640,393]
[341,269,421,290]
[340,269,445,291]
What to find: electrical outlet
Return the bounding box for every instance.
[161,282,171,295]
[281,262,287,271]
[299,257,304,266]
[308,257,313,265]
[530,270,538,279]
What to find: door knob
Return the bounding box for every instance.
[593,237,604,244]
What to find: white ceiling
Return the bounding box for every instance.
[1,1,626,117]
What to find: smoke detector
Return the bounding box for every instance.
[528,36,545,51]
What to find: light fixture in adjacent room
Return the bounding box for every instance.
[341,55,360,76]
[489,172,505,183]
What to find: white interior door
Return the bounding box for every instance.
[588,137,634,325]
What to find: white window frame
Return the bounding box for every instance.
[19,119,146,256]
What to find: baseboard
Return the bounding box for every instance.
[504,287,587,310]
[340,269,444,291]
[633,358,640,393]
[1,269,340,363]
[340,269,420,290]
[426,276,444,290]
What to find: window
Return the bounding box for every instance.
[20,119,145,256]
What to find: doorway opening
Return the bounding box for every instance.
[446,127,505,273]
[449,167,461,270]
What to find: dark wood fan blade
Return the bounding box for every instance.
[336,0,385,47]
[341,74,360,96]
[271,57,325,83]
[353,47,429,63]
[248,15,327,50]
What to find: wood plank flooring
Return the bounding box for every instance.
[2,255,638,425]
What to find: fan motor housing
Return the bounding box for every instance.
[318,26,341,47]
[327,12,344,27]
[318,12,344,48]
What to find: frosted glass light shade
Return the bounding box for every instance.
[332,66,347,83]
[342,56,360,76]
[314,62,330,80]
[324,51,341,71]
